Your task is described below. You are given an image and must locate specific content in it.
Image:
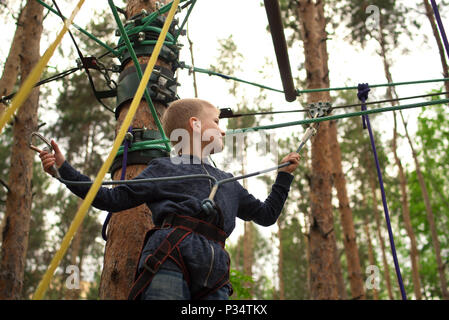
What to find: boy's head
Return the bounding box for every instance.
[162,98,225,157]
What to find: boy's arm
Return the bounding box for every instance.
[40,140,156,212]
[58,161,157,212]
[236,152,299,226]
[236,171,294,226]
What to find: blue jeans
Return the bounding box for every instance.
[141,269,229,300]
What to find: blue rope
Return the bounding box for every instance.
[357,83,407,300]
[102,126,133,241]
[431,0,449,60]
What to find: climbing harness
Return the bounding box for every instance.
[127,211,229,300]
[357,83,407,300]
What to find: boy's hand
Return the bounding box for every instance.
[278,152,301,174]
[39,140,66,175]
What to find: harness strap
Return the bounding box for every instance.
[161,213,227,247]
[128,214,229,300]
[127,227,191,300]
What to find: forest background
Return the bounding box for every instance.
[0,0,448,300]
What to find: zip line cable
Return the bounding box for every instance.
[226,98,449,134]
[219,91,449,119]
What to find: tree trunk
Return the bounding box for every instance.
[0,8,25,117]
[332,236,347,300]
[391,112,422,300]
[296,0,338,300]
[0,0,43,299]
[329,120,365,300]
[423,0,449,97]
[98,0,171,300]
[370,177,395,300]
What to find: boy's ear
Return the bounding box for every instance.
[189,116,201,131]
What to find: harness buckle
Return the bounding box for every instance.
[143,255,161,274]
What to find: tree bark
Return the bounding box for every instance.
[329,120,365,300]
[332,236,347,300]
[98,0,171,300]
[423,0,449,97]
[0,8,25,117]
[0,0,43,299]
[296,0,338,300]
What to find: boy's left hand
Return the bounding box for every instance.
[278,152,301,174]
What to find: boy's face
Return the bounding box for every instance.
[195,105,225,155]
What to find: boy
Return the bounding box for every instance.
[40,98,300,300]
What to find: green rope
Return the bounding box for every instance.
[173,0,197,42]
[36,0,119,56]
[116,139,171,156]
[183,65,285,94]
[109,0,171,153]
[226,98,449,134]
[297,78,449,95]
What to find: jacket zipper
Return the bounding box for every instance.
[204,242,215,287]
[201,163,214,287]
[201,163,212,190]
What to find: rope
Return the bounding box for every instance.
[32,0,181,300]
[181,64,285,94]
[357,83,407,300]
[0,67,81,104]
[226,97,449,134]
[36,0,119,56]
[297,77,449,95]
[51,0,115,113]
[0,0,86,134]
[431,0,449,60]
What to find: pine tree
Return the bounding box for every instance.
[0,0,43,299]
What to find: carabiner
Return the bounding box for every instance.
[29,132,60,179]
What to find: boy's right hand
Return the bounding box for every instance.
[39,140,66,175]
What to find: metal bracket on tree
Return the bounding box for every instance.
[115,63,179,119]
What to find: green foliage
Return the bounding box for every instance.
[229,269,253,300]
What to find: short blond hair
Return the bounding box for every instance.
[162,98,216,145]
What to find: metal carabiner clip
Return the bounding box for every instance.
[29,132,61,179]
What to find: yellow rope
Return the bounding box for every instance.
[32,0,180,300]
[0,0,86,133]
